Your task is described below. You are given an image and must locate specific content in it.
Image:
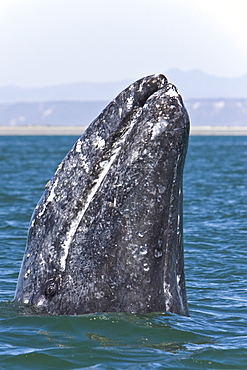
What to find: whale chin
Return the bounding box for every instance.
[15,74,190,316]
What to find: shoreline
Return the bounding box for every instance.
[0,125,247,136]
[190,126,247,136]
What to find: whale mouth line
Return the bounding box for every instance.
[59,104,142,271]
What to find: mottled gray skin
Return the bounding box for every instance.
[15,74,190,316]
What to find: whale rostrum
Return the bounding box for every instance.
[15,74,190,316]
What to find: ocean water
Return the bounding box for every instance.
[0,135,247,369]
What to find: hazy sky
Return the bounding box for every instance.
[1,0,246,87]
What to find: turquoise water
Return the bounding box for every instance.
[0,135,247,369]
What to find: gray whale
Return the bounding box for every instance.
[15,74,190,316]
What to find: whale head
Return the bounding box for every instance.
[15,74,190,316]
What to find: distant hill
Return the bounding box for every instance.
[186,99,247,126]
[0,81,131,104]
[0,101,106,127]
[168,69,247,100]
[0,69,246,103]
[0,99,246,127]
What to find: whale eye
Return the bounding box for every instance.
[44,279,58,298]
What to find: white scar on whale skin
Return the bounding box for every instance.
[37,178,59,220]
[59,114,139,271]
